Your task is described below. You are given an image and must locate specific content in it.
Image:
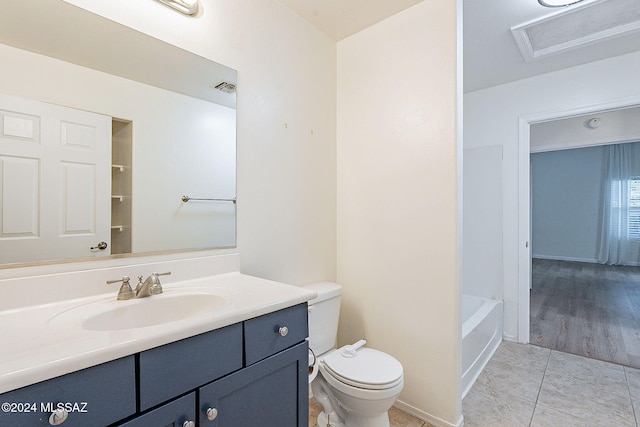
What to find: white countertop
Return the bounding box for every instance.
[0,272,316,395]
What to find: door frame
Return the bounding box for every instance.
[517,96,640,343]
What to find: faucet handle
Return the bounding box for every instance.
[149,272,171,295]
[106,275,130,285]
[154,272,172,278]
[106,276,135,300]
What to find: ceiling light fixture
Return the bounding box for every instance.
[538,0,584,6]
[154,0,200,16]
[587,118,602,129]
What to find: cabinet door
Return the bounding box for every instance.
[139,323,242,411]
[0,356,135,427]
[115,392,196,427]
[199,341,308,427]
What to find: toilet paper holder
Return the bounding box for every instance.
[308,348,317,375]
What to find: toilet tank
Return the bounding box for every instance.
[303,282,342,356]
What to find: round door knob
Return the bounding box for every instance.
[279,326,289,337]
[183,421,196,427]
[206,407,218,421]
[49,409,68,425]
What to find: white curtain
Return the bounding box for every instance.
[597,142,638,265]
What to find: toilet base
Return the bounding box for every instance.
[315,410,390,427]
[315,411,346,427]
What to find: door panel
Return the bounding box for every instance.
[0,93,111,263]
[0,156,38,237]
[61,162,96,234]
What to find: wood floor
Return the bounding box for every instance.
[530,258,640,368]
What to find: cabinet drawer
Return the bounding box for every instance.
[0,356,135,427]
[115,392,196,427]
[199,341,309,427]
[139,323,243,411]
[244,303,308,365]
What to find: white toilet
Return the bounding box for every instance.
[304,282,404,427]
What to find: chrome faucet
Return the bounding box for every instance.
[106,276,135,300]
[107,272,172,300]
[135,272,172,298]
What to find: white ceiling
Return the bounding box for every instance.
[275,0,422,40]
[277,0,640,93]
[464,0,640,92]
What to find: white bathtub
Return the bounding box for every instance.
[461,294,503,398]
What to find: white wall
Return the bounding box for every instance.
[337,1,462,425]
[57,0,338,286]
[463,146,503,300]
[465,50,640,340]
[531,106,640,153]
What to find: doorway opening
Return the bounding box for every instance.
[519,99,640,368]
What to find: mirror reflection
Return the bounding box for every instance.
[0,0,237,266]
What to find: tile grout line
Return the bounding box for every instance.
[527,348,553,426]
[623,367,639,427]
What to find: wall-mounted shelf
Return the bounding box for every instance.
[111,119,132,255]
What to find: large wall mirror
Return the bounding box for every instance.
[0,0,237,267]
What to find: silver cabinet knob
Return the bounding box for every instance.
[183,421,196,427]
[278,326,289,337]
[206,407,218,421]
[49,409,68,425]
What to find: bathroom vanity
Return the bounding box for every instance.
[0,257,315,427]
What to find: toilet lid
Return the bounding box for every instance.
[322,347,403,388]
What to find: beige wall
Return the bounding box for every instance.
[336,1,462,425]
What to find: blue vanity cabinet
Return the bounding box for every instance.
[199,341,309,427]
[244,303,308,365]
[198,303,309,427]
[115,392,196,427]
[0,356,136,427]
[0,303,309,427]
[138,323,243,411]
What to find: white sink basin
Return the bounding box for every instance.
[48,287,234,331]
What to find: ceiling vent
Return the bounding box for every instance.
[511,0,640,62]
[212,82,236,94]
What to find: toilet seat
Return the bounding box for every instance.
[321,347,403,390]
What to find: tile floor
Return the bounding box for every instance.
[309,397,432,427]
[463,341,640,426]
[310,340,640,426]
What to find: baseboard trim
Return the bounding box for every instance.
[394,400,464,427]
[532,254,640,267]
[502,332,520,343]
[532,254,597,263]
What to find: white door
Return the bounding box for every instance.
[0,93,111,263]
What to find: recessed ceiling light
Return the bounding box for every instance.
[538,0,584,6]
